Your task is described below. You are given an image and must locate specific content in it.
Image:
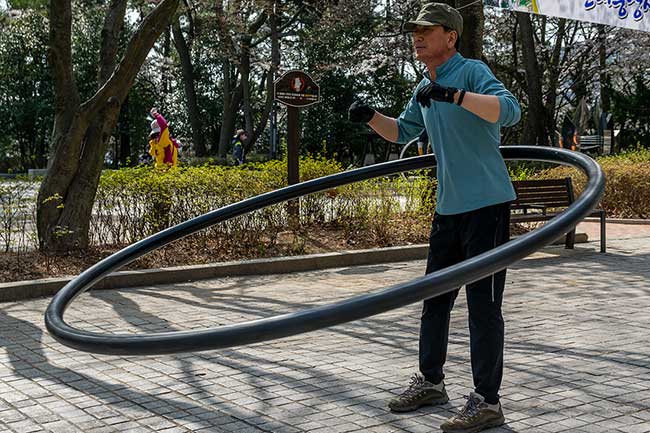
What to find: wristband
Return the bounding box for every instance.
[457,89,466,106]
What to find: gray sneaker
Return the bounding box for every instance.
[388,373,449,412]
[440,391,505,433]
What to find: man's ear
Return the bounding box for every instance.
[449,31,457,47]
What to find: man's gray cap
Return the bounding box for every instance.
[402,2,463,38]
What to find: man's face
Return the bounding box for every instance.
[411,25,456,64]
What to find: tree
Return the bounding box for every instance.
[0,10,53,172]
[516,11,553,146]
[485,9,605,146]
[298,0,409,161]
[172,5,207,156]
[446,0,485,60]
[37,0,180,252]
[212,0,298,157]
[610,76,650,151]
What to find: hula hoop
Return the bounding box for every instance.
[45,146,604,355]
[399,137,429,181]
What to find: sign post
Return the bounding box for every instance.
[274,70,320,224]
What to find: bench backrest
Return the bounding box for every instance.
[511,178,575,211]
[579,135,604,145]
[578,135,604,153]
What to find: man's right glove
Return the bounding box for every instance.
[348,101,376,123]
[416,82,458,108]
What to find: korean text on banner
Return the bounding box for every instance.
[484,0,650,32]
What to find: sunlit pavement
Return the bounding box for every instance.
[0,234,649,432]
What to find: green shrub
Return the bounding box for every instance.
[90,157,436,251]
[7,149,648,257]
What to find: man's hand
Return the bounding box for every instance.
[416,82,458,108]
[348,101,376,123]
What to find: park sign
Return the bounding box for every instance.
[272,70,321,215]
[274,70,320,108]
[484,0,650,32]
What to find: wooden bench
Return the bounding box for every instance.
[578,135,605,154]
[511,178,606,253]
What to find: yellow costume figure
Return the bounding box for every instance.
[148,113,178,169]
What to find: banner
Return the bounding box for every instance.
[484,0,650,32]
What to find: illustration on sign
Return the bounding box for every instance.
[274,70,320,108]
[484,0,538,13]
[291,76,305,92]
[484,0,650,31]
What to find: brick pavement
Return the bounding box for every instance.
[577,220,650,242]
[1,236,649,432]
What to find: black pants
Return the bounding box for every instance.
[419,202,510,405]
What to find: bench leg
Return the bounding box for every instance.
[565,228,576,249]
[600,211,606,253]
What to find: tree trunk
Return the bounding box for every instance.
[218,60,236,157]
[215,0,238,157]
[217,61,244,157]
[172,19,206,156]
[598,25,610,112]
[118,96,131,167]
[240,35,254,148]
[37,0,180,252]
[239,11,269,154]
[458,0,483,60]
[439,0,483,59]
[162,26,171,96]
[516,12,548,146]
[543,18,565,146]
[248,3,280,153]
[214,2,268,157]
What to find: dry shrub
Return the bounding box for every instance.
[533,157,650,219]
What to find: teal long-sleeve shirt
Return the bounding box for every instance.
[396,53,521,215]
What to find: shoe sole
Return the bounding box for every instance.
[440,415,505,433]
[389,395,449,413]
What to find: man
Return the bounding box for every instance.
[348,3,520,432]
[232,129,247,166]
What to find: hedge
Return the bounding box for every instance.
[2,149,650,254]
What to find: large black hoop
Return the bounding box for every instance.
[45,146,604,355]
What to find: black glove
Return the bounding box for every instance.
[348,101,376,123]
[416,82,458,108]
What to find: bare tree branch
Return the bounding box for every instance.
[99,0,128,85]
[48,0,79,129]
[81,0,180,117]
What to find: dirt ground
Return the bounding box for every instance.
[0,220,538,284]
[0,225,429,284]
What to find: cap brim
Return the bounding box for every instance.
[402,20,441,33]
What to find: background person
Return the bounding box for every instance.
[148,108,178,169]
[348,3,521,432]
[231,129,247,166]
[417,129,431,155]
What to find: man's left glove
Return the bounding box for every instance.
[348,101,376,123]
[416,82,458,108]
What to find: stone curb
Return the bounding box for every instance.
[0,233,588,303]
[0,245,429,303]
[583,217,650,225]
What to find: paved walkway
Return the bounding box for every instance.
[577,219,650,241]
[1,235,650,432]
